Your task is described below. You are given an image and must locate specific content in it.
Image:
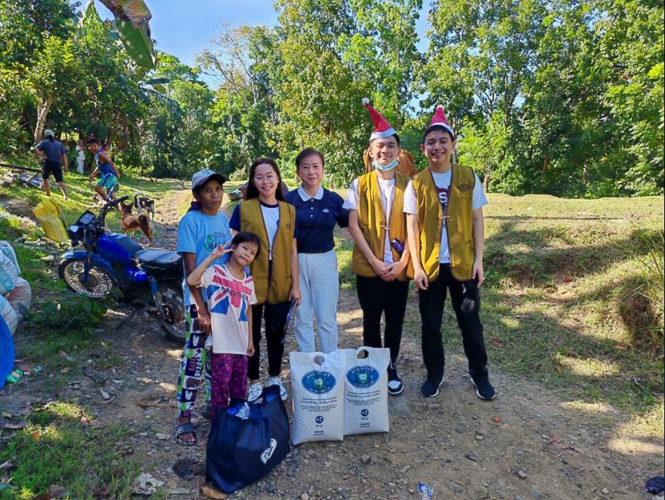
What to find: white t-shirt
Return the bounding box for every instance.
[76,145,85,159]
[343,175,395,265]
[403,170,488,263]
[200,264,258,355]
[260,203,280,260]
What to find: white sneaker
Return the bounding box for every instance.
[268,376,288,402]
[247,382,263,402]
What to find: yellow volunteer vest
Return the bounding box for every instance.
[413,165,476,281]
[239,198,295,304]
[352,171,413,281]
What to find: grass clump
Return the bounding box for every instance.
[0,402,151,500]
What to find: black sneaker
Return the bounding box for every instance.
[387,363,404,396]
[421,377,444,398]
[471,376,496,400]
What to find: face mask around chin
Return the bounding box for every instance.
[372,158,398,171]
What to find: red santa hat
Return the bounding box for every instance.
[362,98,396,141]
[426,105,455,138]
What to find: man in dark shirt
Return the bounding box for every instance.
[33,129,68,199]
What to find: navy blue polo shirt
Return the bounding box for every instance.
[285,186,349,254]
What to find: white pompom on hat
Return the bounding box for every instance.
[426,105,455,138]
[362,98,397,141]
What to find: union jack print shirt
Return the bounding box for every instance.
[200,264,257,355]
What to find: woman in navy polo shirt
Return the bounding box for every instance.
[285,149,349,353]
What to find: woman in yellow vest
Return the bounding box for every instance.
[343,98,412,396]
[404,105,495,401]
[229,158,300,402]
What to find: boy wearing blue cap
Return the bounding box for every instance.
[174,169,232,446]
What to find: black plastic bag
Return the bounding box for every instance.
[646,476,665,494]
[206,385,290,494]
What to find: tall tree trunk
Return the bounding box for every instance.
[34,95,53,144]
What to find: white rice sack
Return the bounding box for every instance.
[0,253,18,295]
[0,241,20,274]
[343,347,390,436]
[0,295,18,336]
[7,277,31,319]
[290,350,346,445]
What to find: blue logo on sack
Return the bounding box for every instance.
[302,370,337,395]
[346,366,380,389]
[316,416,324,424]
[361,409,369,417]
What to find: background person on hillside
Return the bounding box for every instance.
[229,157,300,403]
[344,99,412,397]
[33,129,68,200]
[285,148,349,353]
[87,138,120,201]
[404,105,495,401]
[76,140,86,174]
[175,169,232,446]
[186,232,260,418]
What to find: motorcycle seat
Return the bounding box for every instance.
[136,249,182,269]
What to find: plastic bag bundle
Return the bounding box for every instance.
[0,241,20,274]
[290,350,346,445]
[0,296,18,336]
[33,199,69,243]
[7,278,31,319]
[0,253,18,295]
[343,347,390,436]
[207,385,290,494]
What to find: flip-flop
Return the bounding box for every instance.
[6,369,23,384]
[174,418,197,447]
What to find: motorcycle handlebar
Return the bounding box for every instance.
[96,195,130,226]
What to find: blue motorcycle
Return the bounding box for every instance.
[58,196,186,342]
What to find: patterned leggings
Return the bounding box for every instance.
[210,353,248,413]
[176,305,212,418]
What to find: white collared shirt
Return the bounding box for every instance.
[297,185,324,202]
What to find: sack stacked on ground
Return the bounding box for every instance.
[290,347,391,444]
[0,253,18,295]
[0,242,20,274]
[290,350,346,445]
[0,297,17,336]
[343,347,390,436]
[0,242,32,335]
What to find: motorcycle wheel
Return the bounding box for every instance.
[58,259,115,298]
[157,284,187,343]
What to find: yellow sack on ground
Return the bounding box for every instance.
[33,199,69,243]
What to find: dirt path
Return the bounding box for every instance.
[9,190,664,500]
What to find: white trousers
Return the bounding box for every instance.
[294,251,339,353]
[76,158,85,174]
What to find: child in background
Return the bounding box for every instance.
[186,232,260,416]
[87,138,120,201]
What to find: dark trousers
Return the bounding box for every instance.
[248,301,291,380]
[420,264,488,383]
[356,276,409,364]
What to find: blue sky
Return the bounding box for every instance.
[87,0,433,67]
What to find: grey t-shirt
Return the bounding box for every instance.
[37,140,67,163]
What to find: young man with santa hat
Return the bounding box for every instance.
[343,98,413,396]
[404,106,496,400]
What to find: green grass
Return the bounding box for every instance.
[0,402,157,500]
[455,194,664,434]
